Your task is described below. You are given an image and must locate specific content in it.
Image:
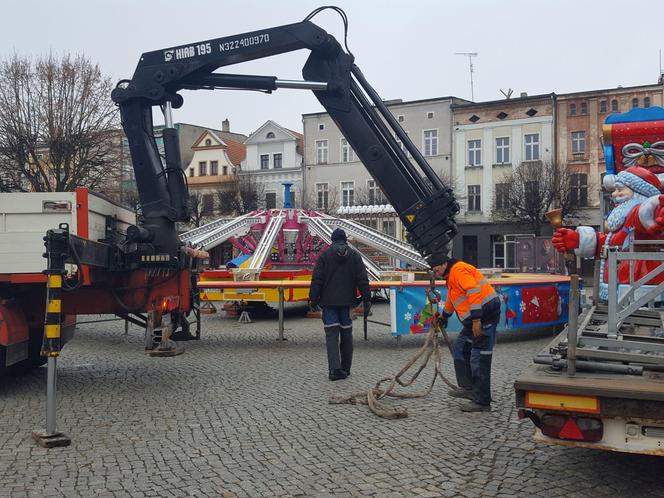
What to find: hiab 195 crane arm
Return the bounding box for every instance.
[111,9,459,266]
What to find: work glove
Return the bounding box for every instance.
[472,319,482,338]
[309,301,320,313]
[363,300,372,318]
[551,228,579,253]
[652,195,664,233]
[440,316,449,329]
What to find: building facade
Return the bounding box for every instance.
[120,119,247,204]
[185,130,246,221]
[240,120,303,209]
[302,97,467,214]
[451,94,555,268]
[556,83,664,227]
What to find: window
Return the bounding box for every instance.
[260,154,269,170]
[205,138,212,146]
[396,133,410,158]
[382,220,396,238]
[424,129,438,156]
[316,140,328,164]
[495,137,510,164]
[316,183,329,210]
[367,179,385,205]
[199,161,207,176]
[632,97,639,109]
[265,192,277,209]
[341,139,354,162]
[525,181,539,207]
[222,165,228,175]
[427,112,434,119]
[189,168,194,177]
[202,194,214,215]
[210,160,218,175]
[611,99,619,112]
[645,97,651,108]
[341,181,354,207]
[599,100,607,113]
[492,235,516,270]
[571,131,586,154]
[524,133,540,161]
[495,183,509,210]
[398,115,404,122]
[467,185,481,212]
[318,123,325,130]
[273,153,282,169]
[468,139,481,166]
[570,173,588,207]
[266,132,275,139]
[569,103,576,116]
[580,102,588,114]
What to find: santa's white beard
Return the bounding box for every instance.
[606,193,648,232]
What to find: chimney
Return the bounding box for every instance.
[520,92,528,98]
[222,119,230,132]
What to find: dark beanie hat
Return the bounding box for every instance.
[427,251,450,267]
[331,228,347,242]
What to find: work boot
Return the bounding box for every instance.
[447,388,472,400]
[459,401,491,412]
[340,327,353,376]
[329,369,347,381]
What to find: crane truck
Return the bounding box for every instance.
[18,7,459,445]
[515,106,664,456]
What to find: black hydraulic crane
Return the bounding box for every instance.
[111,7,459,267]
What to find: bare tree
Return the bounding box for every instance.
[0,53,119,193]
[302,185,340,214]
[216,175,265,215]
[188,191,205,227]
[492,160,578,236]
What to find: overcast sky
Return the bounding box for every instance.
[2,0,663,136]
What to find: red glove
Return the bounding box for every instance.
[551,228,579,253]
[654,195,664,231]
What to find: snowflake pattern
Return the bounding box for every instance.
[407,304,413,310]
[404,312,412,321]
[519,301,527,312]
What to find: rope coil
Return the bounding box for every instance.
[329,295,460,419]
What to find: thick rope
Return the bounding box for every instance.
[329,297,460,419]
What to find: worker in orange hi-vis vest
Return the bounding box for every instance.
[430,254,501,412]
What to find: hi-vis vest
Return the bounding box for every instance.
[443,261,498,322]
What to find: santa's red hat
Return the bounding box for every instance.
[611,166,662,197]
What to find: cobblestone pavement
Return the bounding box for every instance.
[2,303,664,498]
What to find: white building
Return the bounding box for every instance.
[302,97,468,213]
[240,120,303,209]
[451,94,555,268]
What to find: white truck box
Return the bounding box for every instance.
[0,188,136,274]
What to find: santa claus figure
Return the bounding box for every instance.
[552,166,664,299]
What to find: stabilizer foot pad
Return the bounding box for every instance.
[32,431,71,448]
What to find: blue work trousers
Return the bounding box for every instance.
[451,320,497,405]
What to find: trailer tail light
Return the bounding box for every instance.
[540,414,603,442]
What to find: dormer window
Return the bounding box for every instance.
[266,132,275,139]
[204,138,212,146]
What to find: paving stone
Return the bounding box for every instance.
[2,305,664,496]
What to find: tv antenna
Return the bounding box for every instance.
[500,88,514,99]
[456,52,478,101]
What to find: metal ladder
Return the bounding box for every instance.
[180,218,233,243]
[301,214,381,280]
[319,216,427,268]
[246,212,285,270]
[186,213,266,251]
